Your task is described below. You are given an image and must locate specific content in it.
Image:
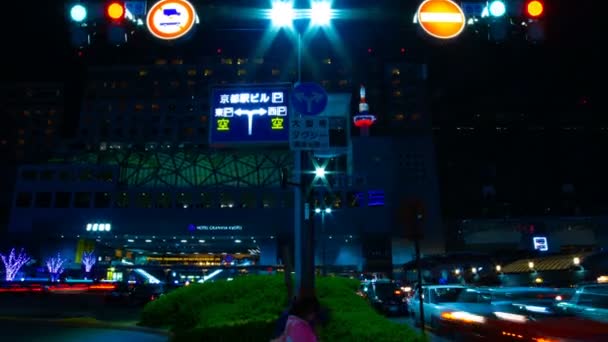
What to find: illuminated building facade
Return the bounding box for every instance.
[8,23,444,276]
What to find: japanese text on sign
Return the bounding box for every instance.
[289,117,330,150]
[210,85,291,145]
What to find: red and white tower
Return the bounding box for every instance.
[353,85,376,136]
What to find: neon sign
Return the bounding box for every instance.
[146,0,196,40]
[210,85,290,145]
[533,236,548,251]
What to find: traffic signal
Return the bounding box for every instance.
[106,1,126,22]
[69,4,87,23]
[525,0,544,18]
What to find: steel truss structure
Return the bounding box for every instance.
[67,149,293,188]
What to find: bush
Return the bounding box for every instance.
[141,275,423,341]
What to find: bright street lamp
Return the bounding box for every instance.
[311,1,332,26]
[315,208,321,214]
[315,167,326,178]
[270,1,295,27]
[324,208,332,214]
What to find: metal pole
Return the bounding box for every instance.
[297,32,302,84]
[415,238,425,333]
[321,211,326,276]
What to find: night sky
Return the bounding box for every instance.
[2,0,595,124]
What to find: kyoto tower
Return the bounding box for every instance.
[353,85,376,136]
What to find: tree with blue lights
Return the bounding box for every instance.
[46,253,66,282]
[0,248,30,282]
[82,251,96,278]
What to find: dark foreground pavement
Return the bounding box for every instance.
[0,320,168,342]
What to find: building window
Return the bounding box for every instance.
[136,192,152,208]
[170,81,180,88]
[368,190,385,207]
[279,192,293,208]
[135,104,144,112]
[240,192,257,208]
[15,192,32,208]
[35,192,53,208]
[393,90,402,97]
[338,80,349,88]
[115,192,129,208]
[219,193,235,208]
[392,68,400,76]
[203,69,213,76]
[21,170,37,181]
[74,192,91,208]
[187,69,197,76]
[139,69,148,76]
[176,192,192,208]
[347,192,361,208]
[271,68,280,76]
[320,80,330,88]
[55,192,71,208]
[221,58,233,65]
[394,113,405,121]
[18,139,25,145]
[322,58,332,64]
[197,192,213,208]
[79,169,94,181]
[254,57,264,64]
[94,192,112,208]
[59,171,71,181]
[47,119,54,126]
[237,69,247,76]
[39,170,55,181]
[262,193,276,208]
[156,193,173,208]
[155,59,167,65]
[236,58,248,65]
[151,104,160,111]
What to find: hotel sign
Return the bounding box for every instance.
[189,224,243,231]
[210,84,291,145]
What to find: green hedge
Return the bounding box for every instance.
[141,275,424,341]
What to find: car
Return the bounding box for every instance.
[556,283,608,323]
[408,284,468,330]
[105,282,165,306]
[359,279,408,316]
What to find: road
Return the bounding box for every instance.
[0,320,168,342]
[389,315,451,342]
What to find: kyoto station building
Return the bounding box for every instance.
[6,0,443,280]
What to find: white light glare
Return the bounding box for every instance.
[325,208,332,214]
[315,208,322,214]
[92,223,99,231]
[315,167,326,178]
[494,312,527,323]
[70,4,87,22]
[311,2,332,26]
[86,224,92,231]
[271,1,294,27]
[489,1,506,17]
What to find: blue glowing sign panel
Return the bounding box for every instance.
[292,82,328,116]
[210,85,291,145]
[533,236,548,251]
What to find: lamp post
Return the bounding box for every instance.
[314,207,332,275]
[271,0,334,297]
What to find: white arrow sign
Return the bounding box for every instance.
[295,92,325,113]
[235,108,268,135]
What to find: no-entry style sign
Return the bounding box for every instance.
[417,0,466,39]
[147,0,197,40]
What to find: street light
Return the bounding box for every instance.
[311,1,332,26]
[315,167,326,178]
[270,1,295,27]
[314,207,333,275]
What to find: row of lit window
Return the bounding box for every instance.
[14,191,377,210]
[21,109,58,117]
[20,169,114,182]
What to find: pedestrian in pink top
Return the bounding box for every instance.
[272,296,320,342]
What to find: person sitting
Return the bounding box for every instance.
[272,296,320,342]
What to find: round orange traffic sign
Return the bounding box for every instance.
[417,0,466,39]
[147,0,197,40]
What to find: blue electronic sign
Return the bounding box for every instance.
[210,85,291,145]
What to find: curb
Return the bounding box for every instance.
[0,316,173,337]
